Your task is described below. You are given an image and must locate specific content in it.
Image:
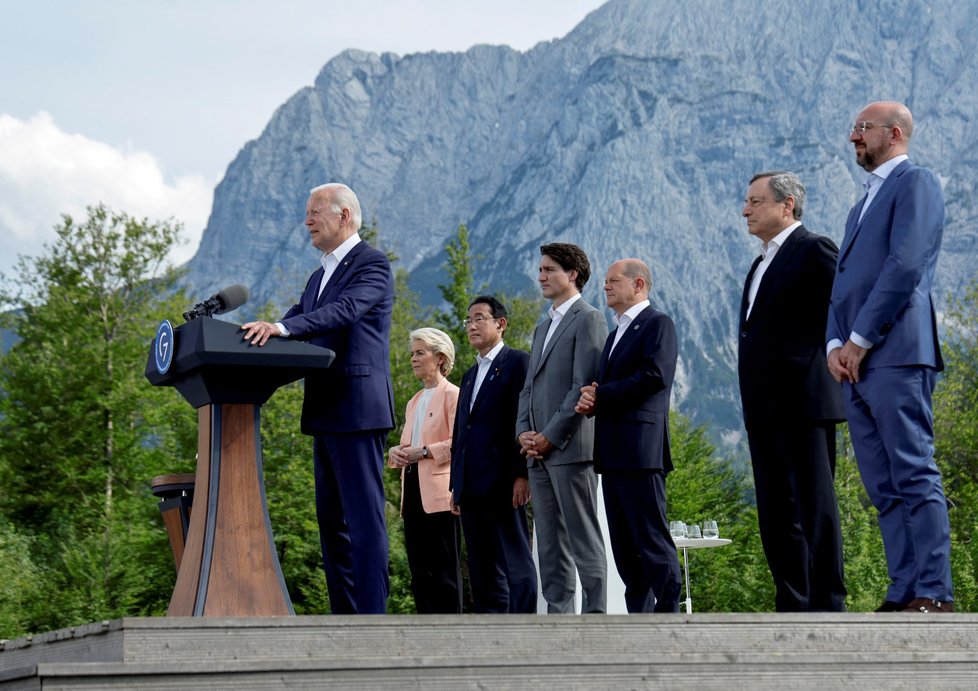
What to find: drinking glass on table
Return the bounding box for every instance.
[701,520,719,539]
[687,524,702,539]
[669,521,687,539]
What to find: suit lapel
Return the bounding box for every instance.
[598,330,615,381]
[533,301,582,376]
[470,345,508,415]
[316,241,367,307]
[741,256,762,326]
[456,368,475,427]
[529,319,550,376]
[839,201,863,262]
[747,227,804,321]
[605,307,650,371]
[840,160,910,261]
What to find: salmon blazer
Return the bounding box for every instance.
[395,378,459,514]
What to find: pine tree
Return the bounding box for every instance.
[0,205,196,633]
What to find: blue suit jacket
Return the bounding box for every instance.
[592,306,677,473]
[450,345,530,505]
[827,159,944,371]
[280,241,396,436]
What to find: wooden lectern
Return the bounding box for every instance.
[145,317,334,616]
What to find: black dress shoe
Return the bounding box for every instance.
[875,599,910,612]
[902,598,955,613]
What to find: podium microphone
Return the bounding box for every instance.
[183,284,250,321]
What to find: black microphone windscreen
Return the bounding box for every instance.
[214,284,250,314]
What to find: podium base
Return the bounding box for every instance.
[167,404,293,616]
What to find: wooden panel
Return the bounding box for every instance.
[166,406,213,615]
[201,404,290,616]
[159,505,187,569]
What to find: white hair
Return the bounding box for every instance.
[409,327,456,376]
[310,183,362,232]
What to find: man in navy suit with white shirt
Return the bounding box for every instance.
[576,259,681,613]
[827,101,953,613]
[450,295,537,613]
[242,182,395,614]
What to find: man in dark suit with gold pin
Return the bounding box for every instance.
[576,258,681,613]
[738,171,846,612]
[450,295,538,613]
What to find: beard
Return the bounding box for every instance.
[856,147,876,171]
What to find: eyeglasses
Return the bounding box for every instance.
[850,121,894,134]
[305,207,335,218]
[462,314,496,328]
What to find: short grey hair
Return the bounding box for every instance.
[409,327,456,376]
[310,183,363,231]
[620,258,652,293]
[750,171,805,220]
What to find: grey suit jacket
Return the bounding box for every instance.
[516,297,607,466]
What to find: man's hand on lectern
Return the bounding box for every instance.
[241,321,281,347]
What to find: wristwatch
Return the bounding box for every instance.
[421,446,429,458]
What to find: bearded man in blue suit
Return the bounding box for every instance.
[827,101,953,613]
[242,183,395,614]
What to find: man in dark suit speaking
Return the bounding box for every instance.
[738,171,846,612]
[242,182,395,614]
[575,259,681,613]
[828,101,953,613]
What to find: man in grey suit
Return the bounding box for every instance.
[517,243,608,613]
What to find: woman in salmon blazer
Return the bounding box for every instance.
[388,327,462,613]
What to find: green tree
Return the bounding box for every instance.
[833,428,890,612]
[0,520,40,638]
[434,224,542,375]
[932,279,978,611]
[435,224,478,372]
[0,204,196,635]
[665,413,773,612]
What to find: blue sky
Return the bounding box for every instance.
[0,0,605,276]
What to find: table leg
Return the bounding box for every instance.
[682,546,692,613]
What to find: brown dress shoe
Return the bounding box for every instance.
[902,598,955,613]
[875,599,910,612]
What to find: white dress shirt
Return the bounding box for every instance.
[471,340,505,410]
[857,154,907,225]
[276,232,362,337]
[610,299,650,355]
[542,293,581,352]
[317,232,362,298]
[746,221,801,320]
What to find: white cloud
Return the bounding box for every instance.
[0,112,212,279]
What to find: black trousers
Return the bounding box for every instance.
[602,470,681,613]
[402,464,462,614]
[746,421,846,611]
[459,497,538,614]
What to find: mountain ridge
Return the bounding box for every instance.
[183,0,978,436]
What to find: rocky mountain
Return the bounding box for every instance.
[183,0,978,438]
